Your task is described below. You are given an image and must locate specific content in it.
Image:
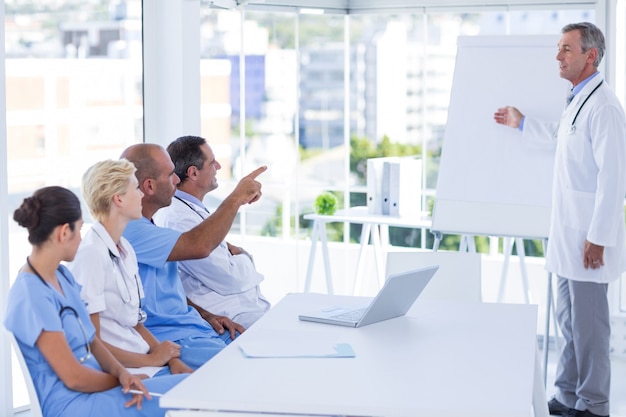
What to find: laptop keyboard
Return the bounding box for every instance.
[332,307,367,321]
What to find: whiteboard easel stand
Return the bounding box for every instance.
[432,230,443,251]
[432,231,475,253]
[458,234,476,252]
[498,237,532,304]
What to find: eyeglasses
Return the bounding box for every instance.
[59,305,93,363]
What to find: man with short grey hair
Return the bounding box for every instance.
[494,22,626,417]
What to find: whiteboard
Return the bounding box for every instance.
[432,35,569,239]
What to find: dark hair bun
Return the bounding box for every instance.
[13,186,81,245]
[13,196,41,230]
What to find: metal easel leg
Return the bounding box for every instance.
[498,237,513,303]
[498,238,532,304]
[516,238,532,304]
[541,238,556,388]
[543,270,552,387]
[432,231,442,252]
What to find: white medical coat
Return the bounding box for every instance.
[522,78,626,283]
[67,222,150,353]
[153,192,270,328]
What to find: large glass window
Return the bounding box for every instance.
[5,0,143,410]
[192,5,600,313]
[204,7,594,253]
[199,8,300,238]
[296,12,348,241]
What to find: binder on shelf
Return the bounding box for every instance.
[381,161,391,215]
[384,162,400,216]
[367,158,385,215]
[367,156,421,217]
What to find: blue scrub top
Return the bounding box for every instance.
[5,266,97,415]
[123,217,219,342]
[4,265,188,417]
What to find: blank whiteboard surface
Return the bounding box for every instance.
[432,35,569,239]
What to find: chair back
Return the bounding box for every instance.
[8,331,43,417]
[385,250,482,302]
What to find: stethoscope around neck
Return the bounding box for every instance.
[92,226,147,323]
[58,305,93,363]
[173,195,210,220]
[107,249,148,324]
[566,80,603,135]
[26,257,93,363]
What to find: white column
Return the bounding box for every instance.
[143,0,201,148]
[0,2,14,415]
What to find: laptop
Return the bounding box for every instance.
[298,265,439,327]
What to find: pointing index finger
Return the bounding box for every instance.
[245,166,267,180]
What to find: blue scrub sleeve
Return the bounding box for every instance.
[4,274,64,347]
[124,218,181,269]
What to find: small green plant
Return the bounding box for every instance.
[314,192,338,215]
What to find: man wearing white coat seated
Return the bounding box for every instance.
[154,136,271,329]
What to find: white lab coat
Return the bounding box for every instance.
[67,222,150,353]
[522,78,626,283]
[153,193,270,328]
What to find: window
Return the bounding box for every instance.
[198,5,596,251]
[4,0,143,410]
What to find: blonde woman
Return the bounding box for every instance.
[5,186,185,416]
[68,159,193,375]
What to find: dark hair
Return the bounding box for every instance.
[562,22,605,67]
[13,186,82,245]
[167,136,208,184]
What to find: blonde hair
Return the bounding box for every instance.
[82,159,137,222]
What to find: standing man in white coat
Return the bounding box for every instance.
[153,136,271,329]
[494,22,626,417]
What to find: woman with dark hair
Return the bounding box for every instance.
[4,186,185,417]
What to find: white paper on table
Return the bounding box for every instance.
[239,340,355,358]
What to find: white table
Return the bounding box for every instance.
[161,293,545,417]
[304,206,432,294]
